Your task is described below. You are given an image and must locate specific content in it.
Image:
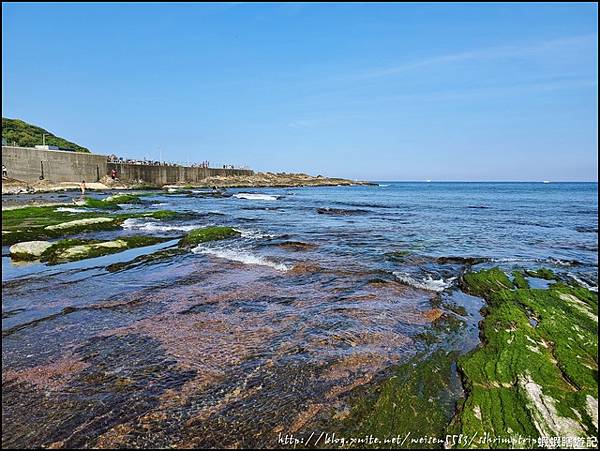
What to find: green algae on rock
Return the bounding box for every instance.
[2,206,194,246]
[106,247,184,272]
[326,350,463,449]
[2,205,102,230]
[45,217,116,231]
[524,268,557,281]
[8,241,53,261]
[511,270,530,289]
[82,194,143,209]
[178,226,241,248]
[3,218,122,246]
[450,267,598,448]
[102,194,144,204]
[39,236,168,264]
[460,268,512,298]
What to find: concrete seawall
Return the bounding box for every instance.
[2,146,253,185]
[106,162,252,185]
[2,146,107,183]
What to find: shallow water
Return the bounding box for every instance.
[2,182,598,447]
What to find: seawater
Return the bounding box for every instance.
[2,182,597,447]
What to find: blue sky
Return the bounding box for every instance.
[2,2,598,181]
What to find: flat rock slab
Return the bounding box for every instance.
[59,240,128,260]
[9,240,53,258]
[45,217,114,230]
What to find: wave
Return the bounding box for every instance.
[233,193,280,201]
[491,257,537,263]
[55,207,88,213]
[491,257,583,267]
[546,257,582,267]
[192,247,290,271]
[568,273,598,292]
[122,218,202,233]
[392,271,455,292]
[378,184,390,187]
[237,228,276,239]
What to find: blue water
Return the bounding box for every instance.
[3,182,598,327]
[129,182,599,282]
[1,182,598,448]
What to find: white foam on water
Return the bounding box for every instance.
[191,190,223,194]
[378,184,390,187]
[491,257,535,263]
[492,256,581,267]
[393,271,456,292]
[192,246,290,271]
[122,218,202,233]
[237,228,276,239]
[55,207,87,213]
[233,193,279,201]
[547,258,579,267]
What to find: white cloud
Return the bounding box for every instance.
[358,33,598,79]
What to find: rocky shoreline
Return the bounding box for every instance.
[1,172,374,195]
[2,189,597,448]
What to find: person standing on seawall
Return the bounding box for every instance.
[2,164,7,178]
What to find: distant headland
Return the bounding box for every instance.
[1,118,372,194]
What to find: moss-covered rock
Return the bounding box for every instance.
[511,270,530,289]
[9,241,53,261]
[325,350,462,449]
[140,210,190,221]
[450,267,598,448]
[44,217,116,231]
[2,205,192,246]
[39,236,168,264]
[525,268,557,280]
[106,247,184,272]
[2,205,102,230]
[460,267,512,299]
[81,198,121,209]
[178,226,241,248]
[81,194,143,209]
[103,194,143,204]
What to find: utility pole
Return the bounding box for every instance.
[42,134,46,146]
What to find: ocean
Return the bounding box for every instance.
[2,182,598,447]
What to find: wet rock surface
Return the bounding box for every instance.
[2,184,597,449]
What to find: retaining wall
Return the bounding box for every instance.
[2,146,107,183]
[107,163,252,185]
[1,146,253,185]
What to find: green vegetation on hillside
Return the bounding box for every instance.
[2,117,90,153]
